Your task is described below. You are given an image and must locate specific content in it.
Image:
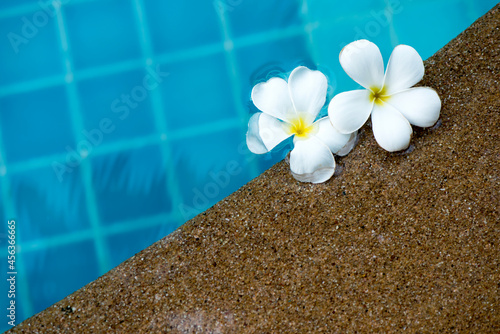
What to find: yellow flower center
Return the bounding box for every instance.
[287,114,316,139]
[369,86,390,106]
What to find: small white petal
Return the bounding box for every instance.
[371,103,413,152]
[288,66,328,119]
[312,117,353,155]
[289,136,336,183]
[251,77,295,122]
[328,89,373,134]
[339,40,385,89]
[383,45,424,95]
[246,113,291,154]
[336,132,358,157]
[387,87,441,127]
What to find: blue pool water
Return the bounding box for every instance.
[0,0,496,330]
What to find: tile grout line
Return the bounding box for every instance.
[0,0,101,19]
[214,1,259,179]
[131,0,184,215]
[299,0,320,65]
[54,3,111,274]
[299,0,343,98]
[18,211,182,254]
[0,75,66,99]
[0,124,34,319]
[7,117,242,175]
[383,0,400,47]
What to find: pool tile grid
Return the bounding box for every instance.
[131,0,185,224]
[53,0,111,275]
[213,0,260,179]
[0,0,308,324]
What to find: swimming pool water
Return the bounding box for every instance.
[0,0,496,330]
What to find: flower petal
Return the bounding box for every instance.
[246,113,291,154]
[328,89,373,134]
[251,77,295,122]
[288,66,328,119]
[371,103,412,152]
[339,40,385,89]
[387,87,441,127]
[383,45,424,95]
[312,117,354,155]
[336,132,358,157]
[289,136,336,183]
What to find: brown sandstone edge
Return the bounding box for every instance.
[9,4,499,333]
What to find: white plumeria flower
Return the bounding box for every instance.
[328,40,441,152]
[246,66,357,183]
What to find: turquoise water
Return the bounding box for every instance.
[0,0,496,330]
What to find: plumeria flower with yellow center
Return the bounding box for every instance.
[328,40,441,152]
[246,66,357,183]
